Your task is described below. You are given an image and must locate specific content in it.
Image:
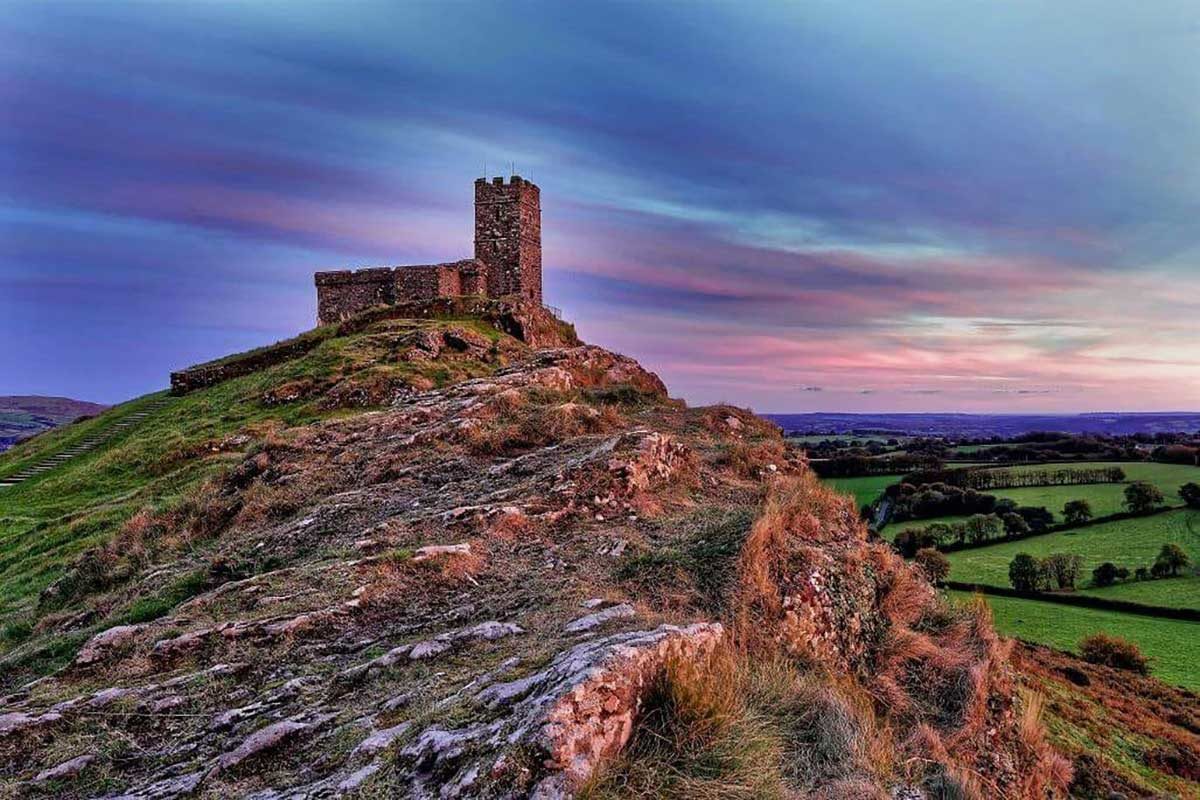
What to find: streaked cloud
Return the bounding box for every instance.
[1,1,1198,410]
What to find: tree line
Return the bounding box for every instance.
[902,465,1125,491]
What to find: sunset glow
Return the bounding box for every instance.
[3,2,1198,410]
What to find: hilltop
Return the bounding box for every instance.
[0,397,107,453]
[0,303,1192,798]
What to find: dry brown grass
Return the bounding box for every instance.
[357,544,487,609]
[583,634,899,799]
[723,439,790,479]
[734,471,864,650]
[460,390,625,456]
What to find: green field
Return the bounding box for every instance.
[973,461,1200,518]
[824,474,903,508]
[1077,576,1200,608]
[947,590,1200,690]
[886,461,1200,538]
[944,508,1200,607]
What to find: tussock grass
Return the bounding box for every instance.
[583,640,894,800]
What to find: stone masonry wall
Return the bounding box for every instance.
[316,261,492,326]
[474,176,542,302]
[315,268,395,326]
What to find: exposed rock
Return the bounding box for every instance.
[336,762,381,793]
[413,542,472,561]
[563,603,635,633]
[34,753,96,784]
[74,624,145,667]
[214,718,312,774]
[397,622,724,796]
[351,722,411,757]
[0,710,62,738]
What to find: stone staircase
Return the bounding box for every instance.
[0,396,171,488]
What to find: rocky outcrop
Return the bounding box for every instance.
[399,622,725,798]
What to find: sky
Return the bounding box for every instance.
[2,2,1199,412]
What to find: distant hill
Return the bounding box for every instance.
[765,411,1200,438]
[0,395,108,452]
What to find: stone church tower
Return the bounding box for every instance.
[474,176,542,303]
[314,176,544,324]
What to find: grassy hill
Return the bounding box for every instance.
[0,396,107,451]
[0,316,513,634]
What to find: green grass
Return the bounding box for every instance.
[947,590,1200,690]
[943,508,1200,604]
[1077,576,1200,608]
[0,317,506,631]
[822,474,903,508]
[887,515,972,536]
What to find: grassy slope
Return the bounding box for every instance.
[944,508,1200,603]
[948,590,1200,691]
[0,318,505,630]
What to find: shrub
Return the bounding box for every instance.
[1091,562,1118,588]
[1000,512,1030,536]
[915,548,950,584]
[895,527,943,558]
[1009,554,1042,592]
[1062,499,1093,525]
[1180,482,1200,509]
[1078,633,1149,674]
[1134,566,1150,581]
[1123,481,1165,515]
[1015,506,1054,532]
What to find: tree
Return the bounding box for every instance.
[1151,560,1172,579]
[1015,506,1054,532]
[1155,543,1191,577]
[1091,562,1119,587]
[964,513,1002,545]
[1042,553,1084,590]
[1009,553,1042,592]
[1123,481,1164,515]
[1179,482,1200,509]
[1062,499,1093,525]
[1001,512,1030,537]
[915,548,950,584]
[1135,566,1150,581]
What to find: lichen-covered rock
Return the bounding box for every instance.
[394,622,724,797]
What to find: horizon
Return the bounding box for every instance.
[3,2,1199,411]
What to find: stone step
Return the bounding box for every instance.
[1,398,173,487]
